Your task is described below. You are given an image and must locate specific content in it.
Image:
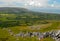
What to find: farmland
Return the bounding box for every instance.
[0,14,60,41]
[0,7,60,41]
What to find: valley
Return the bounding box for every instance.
[0,7,60,41]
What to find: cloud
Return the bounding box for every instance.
[0,0,48,7]
[24,0,48,7]
[0,0,60,8]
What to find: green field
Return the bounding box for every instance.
[0,7,60,41]
[0,13,60,41]
[0,21,60,41]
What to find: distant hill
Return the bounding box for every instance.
[28,7,60,14]
[0,7,60,20]
[0,7,32,14]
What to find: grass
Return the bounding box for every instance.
[0,21,60,41]
[9,21,60,33]
[41,37,55,41]
[0,12,60,41]
[40,22,60,32]
[0,29,10,38]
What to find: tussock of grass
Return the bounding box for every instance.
[41,37,55,41]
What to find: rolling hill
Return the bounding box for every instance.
[0,7,60,20]
[0,7,60,41]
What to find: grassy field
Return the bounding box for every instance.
[0,14,60,41]
[0,21,60,41]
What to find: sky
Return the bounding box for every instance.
[0,0,60,13]
[0,0,60,8]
